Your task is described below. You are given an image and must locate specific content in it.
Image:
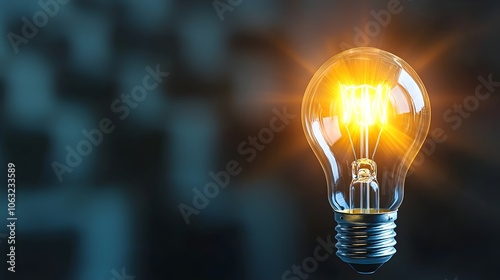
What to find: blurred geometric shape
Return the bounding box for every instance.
[17,188,134,280]
[230,0,281,30]
[5,52,55,131]
[49,102,99,185]
[128,91,168,128]
[4,130,49,186]
[235,182,297,280]
[121,0,172,33]
[0,232,7,243]
[167,100,219,199]
[179,9,227,79]
[15,232,76,280]
[230,53,281,123]
[117,54,169,129]
[64,10,111,77]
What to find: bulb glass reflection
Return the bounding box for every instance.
[302,47,431,273]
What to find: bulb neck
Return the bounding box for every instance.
[334,210,397,274]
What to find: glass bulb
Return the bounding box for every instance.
[301,47,431,274]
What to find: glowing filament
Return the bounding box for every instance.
[341,84,391,126]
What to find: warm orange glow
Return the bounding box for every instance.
[340,84,391,126]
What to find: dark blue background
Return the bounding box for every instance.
[0,1,499,279]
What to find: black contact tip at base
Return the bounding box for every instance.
[348,263,384,275]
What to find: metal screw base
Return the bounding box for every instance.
[334,211,397,274]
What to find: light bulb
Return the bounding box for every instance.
[301,47,431,274]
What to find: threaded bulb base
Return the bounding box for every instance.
[334,211,397,274]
